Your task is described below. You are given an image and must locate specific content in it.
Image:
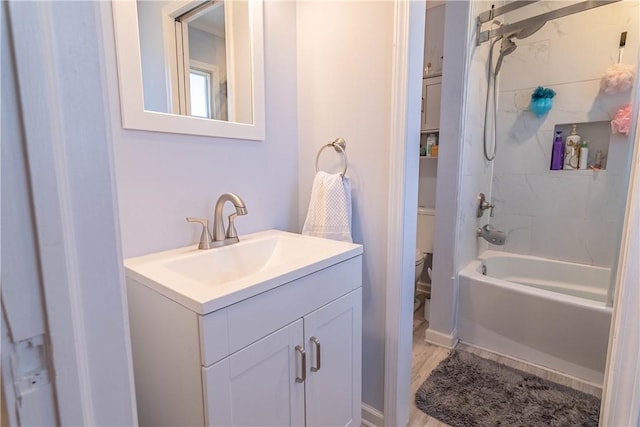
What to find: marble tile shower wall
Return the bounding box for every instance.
[489,1,638,267]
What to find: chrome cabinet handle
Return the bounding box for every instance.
[295,345,306,383]
[310,337,321,372]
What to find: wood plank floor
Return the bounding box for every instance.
[408,312,451,427]
[407,307,602,426]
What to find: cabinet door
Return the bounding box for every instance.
[203,319,305,427]
[304,289,362,427]
[424,80,441,131]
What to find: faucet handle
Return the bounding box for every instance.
[186,217,214,249]
[477,193,496,218]
[225,213,240,243]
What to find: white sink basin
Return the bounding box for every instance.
[124,230,362,314]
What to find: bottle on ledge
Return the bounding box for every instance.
[550,130,564,170]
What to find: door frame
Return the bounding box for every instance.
[382,1,424,425]
[6,1,137,424]
[384,1,640,427]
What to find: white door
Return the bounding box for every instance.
[304,289,362,427]
[203,319,306,427]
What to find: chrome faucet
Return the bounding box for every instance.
[186,193,248,249]
[212,192,248,246]
[477,224,506,245]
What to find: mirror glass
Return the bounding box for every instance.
[111,0,265,140]
[137,0,252,124]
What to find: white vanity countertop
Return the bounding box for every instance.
[124,229,363,315]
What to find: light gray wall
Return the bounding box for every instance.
[189,26,226,74]
[423,4,445,75]
[2,5,58,423]
[137,0,170,113]
[105,1,300,258]
[296,1,394,411]
[418,161,438,208]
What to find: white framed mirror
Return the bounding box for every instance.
[111,0,265,140]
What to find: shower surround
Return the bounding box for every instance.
[490,1,638,268]
[451,0,637,386]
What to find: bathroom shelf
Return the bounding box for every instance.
[552,121,610,171]
[548,168,605,176]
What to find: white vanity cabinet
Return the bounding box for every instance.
[205,289,361,427]
[126,253,362,427]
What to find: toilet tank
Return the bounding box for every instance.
[416,207,436,254]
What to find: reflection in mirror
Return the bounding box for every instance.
[136,0,252,124]
[111,0,264,139]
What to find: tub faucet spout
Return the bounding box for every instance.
[477,224,506,245]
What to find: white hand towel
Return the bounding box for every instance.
[302,171,352,242]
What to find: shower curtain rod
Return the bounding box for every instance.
[476,0,621,46]
[477,1,539,25]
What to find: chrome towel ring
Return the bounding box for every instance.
[315,137,348,177]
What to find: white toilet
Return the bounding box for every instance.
[415,207,436,309]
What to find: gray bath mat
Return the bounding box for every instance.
[415,350,600,427]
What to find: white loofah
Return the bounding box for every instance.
[600,63,635,94]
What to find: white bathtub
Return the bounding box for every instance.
[458,250,612,385]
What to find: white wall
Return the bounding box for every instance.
[103,1,300,258]
[427,0,496,341]
[490,1,638,267]
[600,65,640,422]
[418,161,437,208]
[137,0,171,113]
[296,1,394,412]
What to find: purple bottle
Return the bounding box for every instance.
[550,130,564,170]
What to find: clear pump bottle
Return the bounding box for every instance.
[564,125,581,170]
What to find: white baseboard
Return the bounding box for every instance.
[361,403,384,427]
[424,327,458,348]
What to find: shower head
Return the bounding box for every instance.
[499,35,517,56]
[493,18,546,74]
[495,34,517,74]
